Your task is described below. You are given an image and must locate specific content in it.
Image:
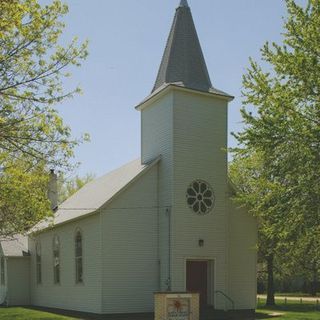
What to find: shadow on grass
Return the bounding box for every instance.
[254,311,284,319]
[24,306,154,320]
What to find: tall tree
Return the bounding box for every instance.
[0,0,88,237]
[229,153,282,305]
[230,0,320,304]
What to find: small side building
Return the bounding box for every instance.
[0,236,30,306]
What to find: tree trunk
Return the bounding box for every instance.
[266,255,275,306]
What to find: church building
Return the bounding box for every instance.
[0,0,257,316]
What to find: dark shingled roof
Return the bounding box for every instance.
[152,0,214,93]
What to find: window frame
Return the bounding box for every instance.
[75,229,84,284]
[36,241,42,284]
[52,234,60,285]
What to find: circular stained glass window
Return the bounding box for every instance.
[186,180,215,215]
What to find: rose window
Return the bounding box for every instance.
[186,180,215,215]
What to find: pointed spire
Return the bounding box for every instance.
[152,1,212,93]
[179,0,189,7]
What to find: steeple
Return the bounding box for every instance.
[152,0,212,93]
[179,0,189,7]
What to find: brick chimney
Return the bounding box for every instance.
[48,169,58,211]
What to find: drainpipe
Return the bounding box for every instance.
[48,169,58,211]
[166,207,172,291]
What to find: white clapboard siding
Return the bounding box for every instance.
[29,214,102,313]
[7,257,30,305]
[101,164,159,313]
[141,92,174,290]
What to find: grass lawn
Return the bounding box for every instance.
[0,301,319,320]
[256,299,320,319]
[0,307,75,320]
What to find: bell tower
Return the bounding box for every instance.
[136,0,234,308]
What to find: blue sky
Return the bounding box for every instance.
[51,0,307,177]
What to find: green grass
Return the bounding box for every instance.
[0,307,75,320]
[256,299,320,319]
[1,302,320,320]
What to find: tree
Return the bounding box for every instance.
[230,0,320,304]
[0,0,88,237]
[229,153,283,305]
[0,160,51,238]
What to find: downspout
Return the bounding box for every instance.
[166,207,172,291]
[99,209,103,314]
[157,165,161,291]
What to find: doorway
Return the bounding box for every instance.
[186,260,208,306]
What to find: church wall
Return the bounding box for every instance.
[0,248,7,305]
[171,89,230,309]
[29,214,102,313]
[141,92,173,205]
[7,257,30,305]
[141,93,174,291]
[101,165,159,313]
[228,199,257,309]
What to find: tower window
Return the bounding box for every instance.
[186,180,215,215]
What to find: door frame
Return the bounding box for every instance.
[184,257,216,307]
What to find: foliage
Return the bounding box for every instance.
[0,0,88,167]
[58,173,95,204]
[0,161,51,238]
[230,0,320,302]
[0,0,88,237]
[229,153,282,305]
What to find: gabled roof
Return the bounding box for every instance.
[153,0,226,96]
[0,235,29,257]
[33,157,160,232]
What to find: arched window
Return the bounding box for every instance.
[75,230,83,283]
[36,242,42,284]
[53,235,60,284]
[0,256,5,285]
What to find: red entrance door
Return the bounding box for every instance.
[186,260,208,306]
